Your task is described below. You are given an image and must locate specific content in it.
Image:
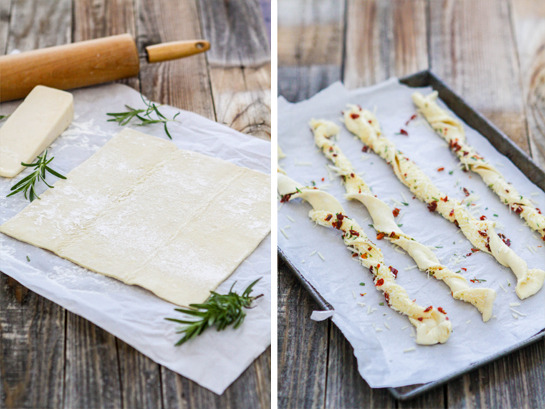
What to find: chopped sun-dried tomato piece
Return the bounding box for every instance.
[349,229,359,237]
[437,167,445,172]
[427,201,438,212]
[463,187,470,197]
[480,215,486,220]
[450,140,462,152]
[389,266,398,278]
[399,129,408,136]
[362,145,369,153]
[512,205,523,214]
[350,113,360,119]
[280,194,291,203]
[392,208,400,217]
[498,233,511,247]
[424,306,432,313]
[325,214,333,221]
[376,232,385,240]
[375,278,384,286]
[405,114,417,126]
[438,307,447,314]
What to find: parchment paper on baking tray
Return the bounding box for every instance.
[278,78,545,388]
[0,83,271,395]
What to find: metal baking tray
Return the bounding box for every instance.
[278,70,545,401]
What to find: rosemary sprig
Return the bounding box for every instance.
[7,151,66,202]
[166,278,263,346]
[106,95,180,139]
[0,114,8,121]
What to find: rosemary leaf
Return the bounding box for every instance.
[7,151,66,202]
[166,278,263,346]
[106,95,180,139]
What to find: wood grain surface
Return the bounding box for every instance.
[278,0,545,408]
[0,1,271,408]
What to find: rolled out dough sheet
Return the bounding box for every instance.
[0,128,271,306]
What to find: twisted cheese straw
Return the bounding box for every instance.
[278,172,452,345]
[412,92,545,239]
[343,105,545,300]
[309,118,496,321]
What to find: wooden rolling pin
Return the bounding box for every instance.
[0,34,210,102]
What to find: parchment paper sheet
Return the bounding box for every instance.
[278,79,545,388]
[0,84,271,395]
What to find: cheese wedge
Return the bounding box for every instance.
[0,85,73,178]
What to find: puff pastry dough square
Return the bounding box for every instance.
[0,129,271,306]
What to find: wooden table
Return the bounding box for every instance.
[0,1,270,408]
[278,0,545,407]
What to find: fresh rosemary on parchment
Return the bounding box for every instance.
[7,151,66,202]
[0,115,8,121]
[106,95,180,139]
[166,278,263,346]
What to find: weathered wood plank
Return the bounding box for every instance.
[72,0,138,90]
[160,348,271,409]
[116,339,163,409]
[63,313,122,409]
[0,276,65,409]
[135,0,215,119]
[510,0,545,166]
[0,2,71,408]
[447,340,545,409]
[5,0,71,50]
[73,0,136,39]
[278,0,345,102]
[200,0,269,67]
[200,0,271,140]
[0,0,11,53]
[325,325,396,409]
[209,66,271,140]
[429,0,529,152]
[343,0,428,88]
[278,260,329,409]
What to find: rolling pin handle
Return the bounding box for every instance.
[145,40,210,63]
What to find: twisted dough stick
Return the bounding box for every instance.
[343,105,545,300]
[413,91,545,239]
[278,173,452,345]
[309,118,496,321]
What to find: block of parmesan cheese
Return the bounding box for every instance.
[0,85,73,178]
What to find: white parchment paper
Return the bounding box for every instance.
[278,79,545,388]
[0,83,271,395]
